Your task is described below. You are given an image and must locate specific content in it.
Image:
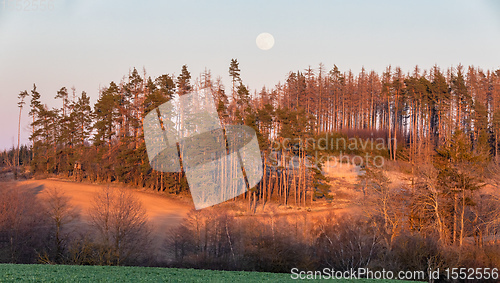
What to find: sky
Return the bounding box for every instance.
[1,0,500,150]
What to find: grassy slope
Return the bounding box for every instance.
[0,264,417,282]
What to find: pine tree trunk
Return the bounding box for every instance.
[453,193,458,245]
[460,188,466,247]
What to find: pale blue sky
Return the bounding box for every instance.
[1,0,500,150]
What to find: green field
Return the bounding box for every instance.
[0,264,416,282]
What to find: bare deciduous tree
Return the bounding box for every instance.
[0,184,50,263]
[89,186,150,265]
[40,186,79,263]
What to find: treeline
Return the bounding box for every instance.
[0,145,31,168]
[11,62,500,206]
[167,208,499,281]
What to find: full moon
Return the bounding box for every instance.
[256,33,275,50]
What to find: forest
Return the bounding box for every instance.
[1,61,500,279]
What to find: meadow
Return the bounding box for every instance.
[0,264,416,282]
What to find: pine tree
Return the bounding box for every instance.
[214,78,229,124]
[16,90,29,178]
[55,87,69,117]
[435,130,485,245]
[30,105,58,173]
[93,82,120,147]
[126,68,144,149]
[155,74,176,100]
[451,66,471,131]
[54,87,75,175]
[177,65,192,96]
[71,91,92,147]
[229,59,241,100]
[431,67,451,145]
[473,101,490,157]
[29,84,42,159]
[236,83,251,109]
